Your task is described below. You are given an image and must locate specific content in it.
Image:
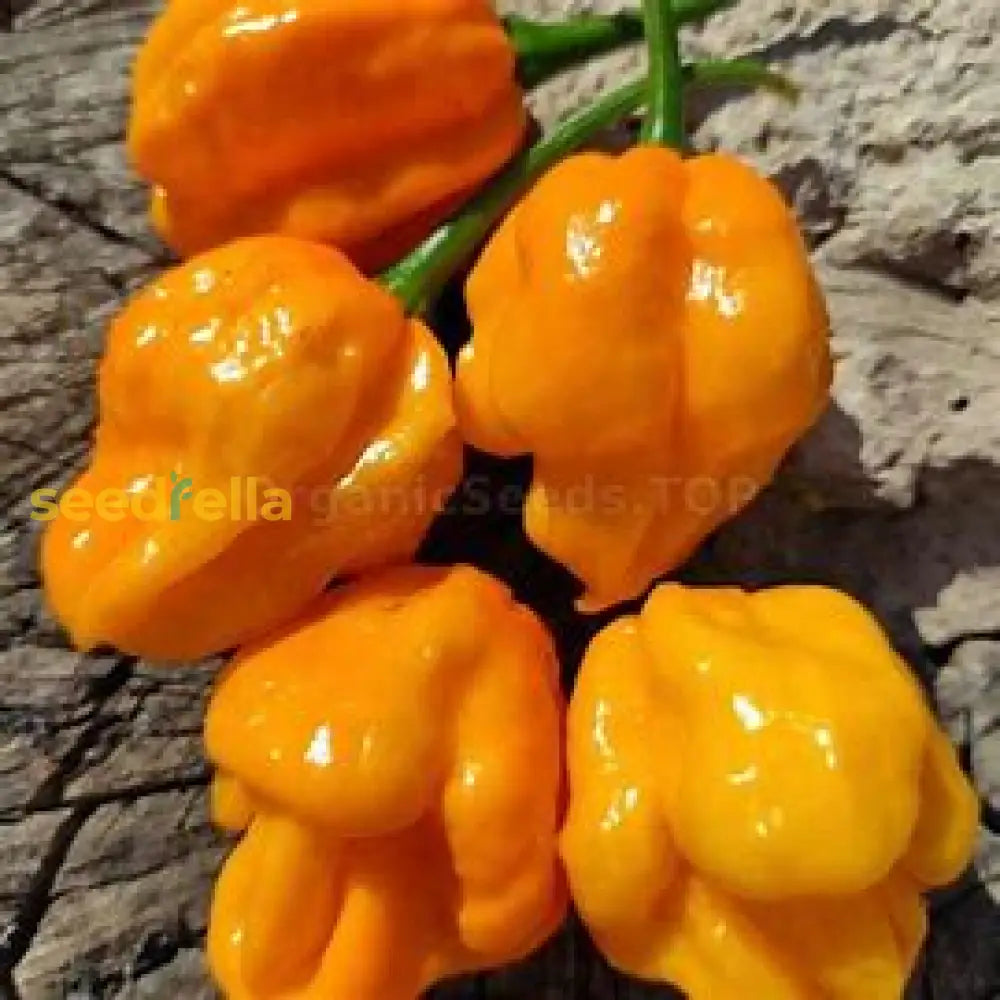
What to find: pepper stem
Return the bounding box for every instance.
[380,78,645,315]
[508,14,644,89]
[640,0,685,147]
[380,57,796,315]
[685,57,800,101]
[508,2,740,89]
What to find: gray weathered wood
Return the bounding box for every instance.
[1,0,998,997]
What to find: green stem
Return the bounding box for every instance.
[685,57,800,100]
[381,78,645,314]
[508,13,644,89]
[508,3,741,89]
[379,56,795,315]
[640,0,685,147]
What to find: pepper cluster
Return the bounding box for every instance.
[39,0,977,997]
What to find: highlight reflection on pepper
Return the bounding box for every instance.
[561,583,978,1000]
[205,565,567,1000]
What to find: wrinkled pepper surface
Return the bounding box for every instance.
[457,149,832,610]
[41,236,461,660]
[205,565,567,1000]
[129,0,527,269]
[561,583,978,1000]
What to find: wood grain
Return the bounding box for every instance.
[1,1,997,997]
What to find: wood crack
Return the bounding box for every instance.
[0,805,94,977]
[747,14,935,64]
[0,169,158,260]
[87,930,206,998]
[850,258,972,305]
[0,657,141,981]
[19,659,135,814]
[926,630,1000,668]
[8,771,212,822]
[982,800,1000,837]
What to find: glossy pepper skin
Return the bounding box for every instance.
[128,0,527,270]
[561,583,978,1000]
[41,236,461,661]
[205,565,567,1000]
[457,149,832,610]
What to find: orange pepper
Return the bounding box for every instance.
[205,565,567,1000]
[561,583,978,1000]
[41,236,461,660]
[128,0,527,269]
[457,149,832,610]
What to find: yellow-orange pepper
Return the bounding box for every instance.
[561,583,979,1000]
[41,236,461,661]
[128,0,527,269]
[205,565,566,1000]
[457,149,832,610]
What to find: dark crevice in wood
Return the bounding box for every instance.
[925,630,1000,669]
[931,874,988,917]
[920,948,936,1000]
[0,657,156,973]
[805,208,849,252]
[576,919,594,998]
[0,169,154,259]
[748,14,935,64]
[0,805,94,976]
[983,800,1000,837]
[840,260,970,306]
[86,927,206,996]
[12,769,213,821]
[134,931,204,979]
[21,659,135,814]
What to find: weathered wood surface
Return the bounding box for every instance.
[1,0,998,997]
